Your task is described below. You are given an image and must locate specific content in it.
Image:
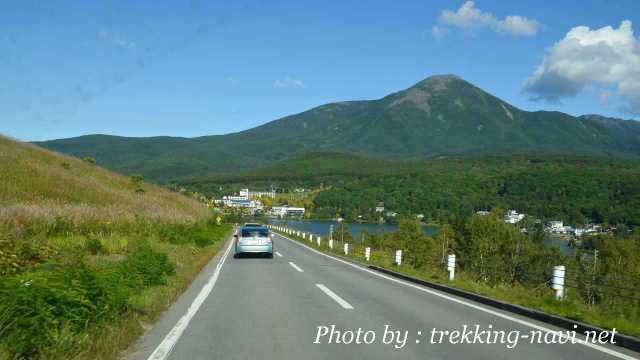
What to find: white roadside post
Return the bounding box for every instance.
[552,265,566,300]
[344,243,349,255]
[329,239,334,249]
[309,234,313,242]
[395,250,402,266]
[317,236,321,246]
[447,254,456,281]
[365,247,371,262]
[302,233,306,240]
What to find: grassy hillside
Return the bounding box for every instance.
[36,75,640,183]
[0,135,208,231]
[0,136,230,359]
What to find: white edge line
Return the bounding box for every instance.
[288,261,304,272]
[147,237,235,360]
[316,283,354,309]
[275,232,637,360]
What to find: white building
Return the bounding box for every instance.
[217,196,263,211]
[504,210,525,224]
[375,202,385,213]
[240,188,276,199]
[548,221,564,232]
[271,206,306,217]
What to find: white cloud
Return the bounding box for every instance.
[436,1,540,37]
[431,25,449,40]
[496,16,540,37]
[273,76,305,89]
[523,20,640,115]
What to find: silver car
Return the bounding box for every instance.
[234,226,274,258]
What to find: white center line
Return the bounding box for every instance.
[275,251,283,257]
[288,261,304,272]
[316,283,354,309]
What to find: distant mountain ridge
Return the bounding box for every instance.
[35,75,640,182]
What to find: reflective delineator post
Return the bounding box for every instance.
[329,239,334,249]
[365,247,371,262]
[317,236,321,246]
[344,243,349,255]
[552,265,566,300]
[309,234,313,242]
[395,250,402,265]
[447,254,456,281]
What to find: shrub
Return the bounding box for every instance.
[130,174,144,185]
[0,264,127,356]
[0,244,175,357]
[120,243,175,287]
[86,237,104,255]
[82,156,96,164]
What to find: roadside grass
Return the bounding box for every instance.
[0,220,231,359]
[277,229,640,339]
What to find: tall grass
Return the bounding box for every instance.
[0,135,209,229]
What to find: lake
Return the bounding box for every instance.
[267,218,574,254]
[267,218,438,238]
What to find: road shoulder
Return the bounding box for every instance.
[125,233,235,360]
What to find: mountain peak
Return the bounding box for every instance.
[413,74,465,89]
[383,74,476,113]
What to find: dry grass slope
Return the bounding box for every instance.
[0,135,209,231]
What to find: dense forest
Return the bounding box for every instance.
[181,153,640,227]
[314,158,640,226]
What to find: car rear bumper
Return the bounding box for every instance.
[235,243,273,254]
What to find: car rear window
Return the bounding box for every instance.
[241,228,269,237]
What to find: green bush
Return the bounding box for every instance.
[121,243,175,287]
[0,264,125,356]
[86,237,104,255]
[130,174,145,185]
[82,156,96,164]
[0,244,175,357]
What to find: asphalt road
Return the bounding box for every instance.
[128,232,640,360]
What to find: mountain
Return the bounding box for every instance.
[35,75,640,182]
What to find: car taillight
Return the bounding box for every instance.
[266,234,273,243]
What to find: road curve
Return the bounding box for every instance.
[128,232,640,360]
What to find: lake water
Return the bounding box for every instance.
[267,219,574,253]
[267,218,438,238]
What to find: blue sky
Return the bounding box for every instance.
[2,0,639,141]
